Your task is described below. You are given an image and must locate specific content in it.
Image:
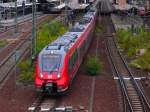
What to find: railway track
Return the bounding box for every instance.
[0,15,62,87]
[0,14,57,39]
[0,13,44,34]
[28,94,57,112]
[28,95,86,112]
[103,15,150,112]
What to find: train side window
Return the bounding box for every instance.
[68,50,78,75]
[79,41,86,58]
[77,48,80,61]
[68,59,72,75]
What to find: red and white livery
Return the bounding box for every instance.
[35,8,97,94]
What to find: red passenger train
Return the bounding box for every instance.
[35,8,97,94]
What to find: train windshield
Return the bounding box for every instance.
[41,54,61,72]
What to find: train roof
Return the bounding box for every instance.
[39,9,96,57]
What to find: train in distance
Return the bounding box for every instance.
[38,0,96,13]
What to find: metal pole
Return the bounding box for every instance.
[65,0,68,16]
[15,0,18,33]
[14,50,17,86]
[65,0,68,26]
[31,0,36,61]
[22,0,25,23]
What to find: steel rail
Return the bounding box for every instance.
[107,14,150,111]
[106,38,134,112]
[0,13,44,33]
[0,35,31,84]
[0,15,63,85]
[113,38,150,111]
[32,95,45,112]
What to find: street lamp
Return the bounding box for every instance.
[64,0,69,26]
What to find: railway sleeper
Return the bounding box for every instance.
[114,77,146,80]
[127,88,138,91]
[131,100,142,103]
[132,106,143,109]
[134,107,143,110]
[127,89,138,92]
[129,95,140,97]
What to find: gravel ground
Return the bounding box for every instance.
[0,71,37,112]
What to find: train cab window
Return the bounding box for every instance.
[41,54,61,72]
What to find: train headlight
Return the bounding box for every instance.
[57,73,61,78]
[40,73,43,78]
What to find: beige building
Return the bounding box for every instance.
[118,0,126,9]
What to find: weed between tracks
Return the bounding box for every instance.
[18,20,68,84]
[95,25,103,33]
[85,56,102,76]
[0,40,7,48]
[116,26,150,71]
[18,60,34,84]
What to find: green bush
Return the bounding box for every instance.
[0,40,7,48]
[85,56,102,75]
[130,51,150,71]
[36,21,68,54]
[18,60,34,84]
[18,20,68,84]
[95,25,102,33]
[116,27,150,71]
[19,71,34,84]
[116,27,150,57]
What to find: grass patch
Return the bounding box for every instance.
[18,20,68,84]
[130,52,150,71]
[18,60,34,84]
[95,25,103,33]
[0,40,7,48]
[85,56,102,75]
[36,21,68,54]
[116,26,150,71]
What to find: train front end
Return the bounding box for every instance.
[35,45,69,94]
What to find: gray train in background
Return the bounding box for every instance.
[0,0,95,20]
[38,0,95,13]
